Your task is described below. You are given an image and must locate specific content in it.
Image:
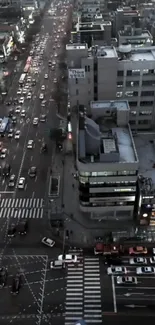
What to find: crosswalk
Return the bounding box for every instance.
[65,249,102,325]
[0,198,44,219]
[0,198,44,208]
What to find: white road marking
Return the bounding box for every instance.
[112,275,117,313]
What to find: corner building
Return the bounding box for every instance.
[77,100,139,220]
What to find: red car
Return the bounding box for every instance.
[129,246,148,255]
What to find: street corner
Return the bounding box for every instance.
[0,254,48,319]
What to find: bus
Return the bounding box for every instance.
[19,73,26,85]
[0,117,10,136]
[24,64,30,73]
[26,56,32,64]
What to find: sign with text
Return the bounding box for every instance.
[68,69,85,79]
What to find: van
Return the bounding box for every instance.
[50,260,65,269]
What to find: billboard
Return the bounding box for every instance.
[68,69,85,79]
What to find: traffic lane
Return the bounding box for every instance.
[100,263,115,312]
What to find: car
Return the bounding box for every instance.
[116,276,138,285]
[11,274,21,295]
[8,129,13,138]
[44,74,48,79]
[40,114,46,122]
[53,78,57,83]
[48,61,52,66]
[27,140,34,149]
[136,266,155,275]
[15,106,21,113]
[12,116,17,124]
[41,85,45,90]
[153,248,155,255]
[8,224,16,237]
[42,237,55,247]
[22,89,27,95]
[33,117,39,126]
[51,65,55,71]
[18,97,24,104]
[41,143,48,153]
[0,148,7,159]
[17,220,28,235]
[28,166,37,178]
[150,257,155,264]
[21,110,26,117]
[18,177,25,189]
[3,164,11,177]
[0,267,8,287]
[8,174,16,188]
[129,257,147,265]
[14,130,21,139]
[58,254,78,264]
[39,93,44,100]
[107,266,127,275]
[8,108,14,117]
[129,246,148,255]
[32,79,36,86]
[27,92,32,99]
[50,260,65,269]
[41,100,46,107]
[17,89,22,95]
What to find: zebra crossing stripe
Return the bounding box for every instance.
[0,198,43,208]
[0,208,44,219]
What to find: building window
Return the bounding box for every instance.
[88,65,90,72]
[126,81,139,87]
[138,120,150,125]
[85,66,87,72]
[129,101,137,107]
[117,81,123,87]
[139,111,152,116]
[116,92,122,98]
[127,70,132,76]
[130,111,137,115]
[117,70,124,76]
[132,69,140,75]
[88,89,91,95]
[76,89,79,95]
[141,91,154,97]
[142,80,155,86]
[140,101,153,107]
[76,78,78,84]
[125,91,138,97]
[130,120,136,125]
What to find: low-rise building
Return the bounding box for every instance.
[77,99,139,221]
[118,27,153,48]
[67,43,155,130]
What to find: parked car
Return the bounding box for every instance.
[107,266,127,275]
[0,267,8,287]
[116,276,137,285]
[11,273,21,295]
[129,246,148,255]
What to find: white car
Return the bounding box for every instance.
[27,140,34,149]
[14,130,21,139]
[136,266,155,275]
[33,117,39,125]
[17,89,22,95]
[44,74,48,79]
[153,248,155,254]
[58,254,77,264]
[42,237,55,247]
[15,106,21,114]
[116,276,137,285]
[150,257,155,264]
[0,148,7,159]
[19,97,24,104]
[21,110,26,117]
[41,85,45,90]
[53,78,57,83]
[18,177,25,189]
[22,88,27,94]
[39,93,44,100]
[8,129,13,138]
[107,266,127,275]
[27,92,32,99]
[129,257,147,265]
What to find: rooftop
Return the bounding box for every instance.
[134,133,155,190]
[119,29,151,38]
[78,100,138,164]
[96,46,117,58]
